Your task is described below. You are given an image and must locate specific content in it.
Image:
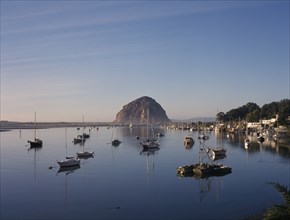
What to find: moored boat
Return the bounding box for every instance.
[28,112,43,148]
[28,138,43,148]
[112,138,121,146]
[141,139,160,149]
[73,135,86,144]
[210,147,226,156]
[184,136,194,146]
[76,151,94,157]
[57,157,80,167]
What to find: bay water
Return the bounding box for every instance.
[1,126,289,219]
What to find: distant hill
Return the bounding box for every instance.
[113,96,171,125]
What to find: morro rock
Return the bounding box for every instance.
[114,96,171,125]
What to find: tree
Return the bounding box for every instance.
[216,112,228,122]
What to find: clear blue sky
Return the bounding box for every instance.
[1,0,289,122]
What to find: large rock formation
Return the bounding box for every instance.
[114,96,171,125]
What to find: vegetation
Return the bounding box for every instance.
[217,99,290,125]
[264,182,290,219]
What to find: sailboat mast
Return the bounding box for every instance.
[147,109,149,139]
[82,115,84,148]
[65,127,67,156]
[34,112,36,140]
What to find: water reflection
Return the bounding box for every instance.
[1,127,289,220]
[215,131,290,158]
[196,176,228,203]
[140,147,159,156]
[77,154,94,160]
[57,165,80,208]
[28,145,43,181]
[57,164,80,174]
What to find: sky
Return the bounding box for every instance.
[1,0,289,122]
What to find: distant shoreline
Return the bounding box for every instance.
[0,121,170,131]
[0,121,114,131]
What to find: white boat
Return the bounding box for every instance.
[244,138,249,148]
[205,145,226,161]
[58,157,80,167]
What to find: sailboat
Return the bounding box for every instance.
[77,116,94,158]
[57,128,80,168]
[27,112,43,148]
[140,109,160,149]
[111,126,121,146]
[184,124,194,147]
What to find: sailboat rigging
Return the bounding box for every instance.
[140,109,160,149]
[77,116,94,158]
[111,126,121,146]
[27,112,43,148]
[57,127,80,168]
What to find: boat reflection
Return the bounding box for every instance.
[57,165,80,208]
[77,154,94,160]
[140,147,159,156]
[57,164,80,174]
[28,145,43,181]
[242,135,290,157]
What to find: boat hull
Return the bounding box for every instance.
[112,139,121,146]
[77,151,94,157]
[57,158,80,167]
[28,139,43,148]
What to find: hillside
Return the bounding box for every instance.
[113,96,171,125]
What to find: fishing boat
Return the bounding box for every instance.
[178,143,231,178]
[27,112,43,148]
[177,164,199,176]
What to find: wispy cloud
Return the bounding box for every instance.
[2,1,239,35]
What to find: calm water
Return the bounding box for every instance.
[1,127,290,220]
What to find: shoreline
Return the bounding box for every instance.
[0,121,113,131]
